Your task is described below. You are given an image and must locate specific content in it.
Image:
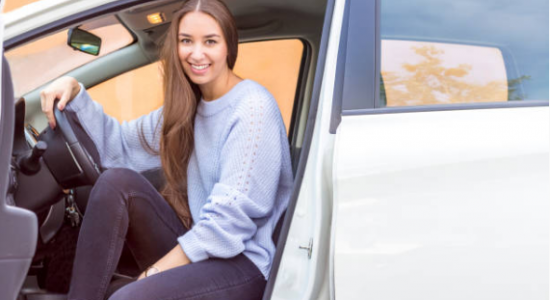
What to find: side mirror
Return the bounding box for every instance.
[67,28,102,56]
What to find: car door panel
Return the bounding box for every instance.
[333,107,549,299]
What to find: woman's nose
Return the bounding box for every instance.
[190,45,205,60]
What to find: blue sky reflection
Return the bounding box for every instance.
[381,0,549,100]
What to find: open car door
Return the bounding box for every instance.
[331,0,549,299]
[0,7,38,300]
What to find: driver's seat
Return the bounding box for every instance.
[1,55,40,300]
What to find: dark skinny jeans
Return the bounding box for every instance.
[68,168,266,300]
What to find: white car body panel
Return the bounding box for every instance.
[333,107,549,299]
[271,0,345,298]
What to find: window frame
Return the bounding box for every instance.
[331,0,549,133]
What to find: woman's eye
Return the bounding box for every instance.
[206,40,217,45]
[180,39,192,44]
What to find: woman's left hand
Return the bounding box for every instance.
[137,245,191,280]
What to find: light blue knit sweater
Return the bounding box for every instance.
[66,79,293,279]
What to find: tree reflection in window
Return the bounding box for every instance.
[380,41,529,107]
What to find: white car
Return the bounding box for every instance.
[1,0,548,299]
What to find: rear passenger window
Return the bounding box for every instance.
[380,0,549,107]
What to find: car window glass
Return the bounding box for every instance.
[380,0,549,107]
[3,0,38,13]
[88,62,164,123]
[88,39,303,134]
[235,39,303,133]
[6,15,134,98]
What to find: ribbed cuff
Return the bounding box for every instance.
[177,229,209,263]
[65,83,89,113]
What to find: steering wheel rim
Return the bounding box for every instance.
[39,101,101,188]
[53,102,80,145]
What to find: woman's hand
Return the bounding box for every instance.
[137,245,191,280]
[40,76,81,129]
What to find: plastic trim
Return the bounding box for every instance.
[288,40,311,142]
[330,0,379,133]
[0,55,39,300]
[340,0,378,111]
[342,100,550,116]
[0,56,15,209]
[328,0,349,134]
[288,40,312,174]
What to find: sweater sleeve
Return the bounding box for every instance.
[178,93,286,262]
[65,83,162,172]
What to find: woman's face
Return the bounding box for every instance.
[178,11,229,88]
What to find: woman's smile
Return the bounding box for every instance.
[189,63,211,75]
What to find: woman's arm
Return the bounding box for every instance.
[137,245,191,280]
[41,77,163,172]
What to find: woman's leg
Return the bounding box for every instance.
[68,168,187,300]
[109,254,266,300]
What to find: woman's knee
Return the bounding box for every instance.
[97,168,143,188]
[88,168,143,207]
[93,168,148,195]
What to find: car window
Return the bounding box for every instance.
[380,0,549,107]
[5,15,134,97]
[235,39,303,133]
[3,0,39,13]
[87,62,164,123]
[88,39,303,134]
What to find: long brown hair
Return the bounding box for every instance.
[142,0,239,229]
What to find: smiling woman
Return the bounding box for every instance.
[35,0,294,299]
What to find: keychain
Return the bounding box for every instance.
[65,190,81,227]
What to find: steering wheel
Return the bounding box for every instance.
[38,101,101,189]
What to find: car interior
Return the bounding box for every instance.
[3,0,329,299]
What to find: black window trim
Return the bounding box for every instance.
[329,0,379,133]
[340,0,378,112]
[343,100,550,116]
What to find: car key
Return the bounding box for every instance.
[65,191,81,227]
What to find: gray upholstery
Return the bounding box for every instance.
[0,55,38,300]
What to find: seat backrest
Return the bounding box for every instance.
[0,55,39,300]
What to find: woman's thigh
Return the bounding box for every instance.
[84,168,187,269]
[108,254,266,300]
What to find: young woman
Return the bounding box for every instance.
[39,0,293,299]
